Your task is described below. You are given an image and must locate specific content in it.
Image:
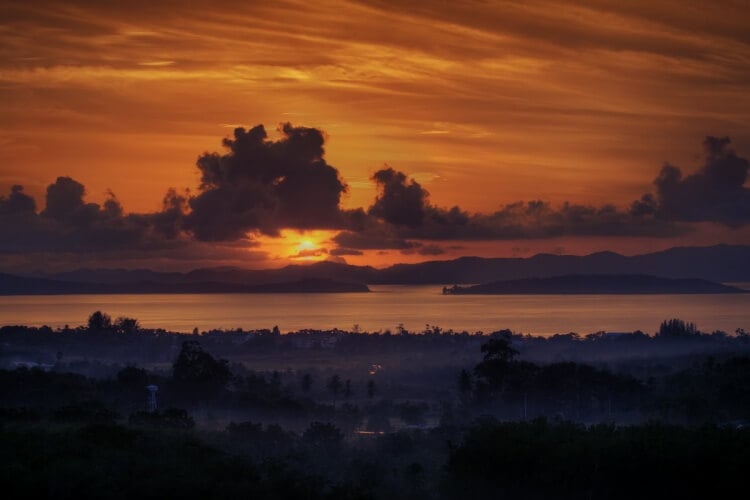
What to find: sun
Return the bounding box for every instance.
[266,229,335,262]
[297,239,316,253]
[290,235,328,261]
[253,229,338,263]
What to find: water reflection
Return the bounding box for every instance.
[0,285,748,335]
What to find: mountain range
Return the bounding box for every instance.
[2,244,749,294]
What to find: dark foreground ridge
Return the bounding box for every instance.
[443,274,747,295]
[2,315,750,499]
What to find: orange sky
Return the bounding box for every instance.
[1,0,749,269]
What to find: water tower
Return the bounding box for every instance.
[146,384,159,413]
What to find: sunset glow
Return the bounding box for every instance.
[290,238,328,262]
[0,0,749,271]
[2,4,750,493]
[253,230,338,264]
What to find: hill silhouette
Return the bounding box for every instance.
[0,274,368,295]
[5,244,750,293]
[443,274,747,295]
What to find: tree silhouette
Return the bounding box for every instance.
[172,341,230,395]
[399,401,428,426]
[481,337,519,362]
[458,369,473,404]
[270,371,281,389]
[301,373,313,394]
[474,337,521,400]
[116,366,149,389]
[404,462,424,493]
[87,310,112,332]
[302,421,343,454]
[327,374,342,403]
[367,379,376,399]
[658,318,698,338]
[129,408,195,429]
[115,316,140,334]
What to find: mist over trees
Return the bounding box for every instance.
[2,313,750,498]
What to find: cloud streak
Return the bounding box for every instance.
[2,0,749,219]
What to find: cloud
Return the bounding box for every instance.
[0,177,269,273]
[185,123,355,241]
[653,136,750,226]
[0,177,186,254]
[417,244,445,256]
[133,188,188,240]
[368,167,428,227]
[0,185,36,215]
[3,128,748,272]
[355,167,679,246]
[329,247,364,256]
[348,134,750,249]
[401,243,445,256]
[291,248,328,259]
[332,226,418,250]
[41,176,87,222]
[3,0,749,236]
[462,200,678,240]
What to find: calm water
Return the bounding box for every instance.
[1,285,749,336]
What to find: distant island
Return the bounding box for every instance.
[0,274,369,295]
[442,274,748,295]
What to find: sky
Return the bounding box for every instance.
[1,0,749,271]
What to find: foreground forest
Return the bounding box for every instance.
[2,313,750,498]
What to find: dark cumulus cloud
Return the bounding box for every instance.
[3,126,749,266]
[0,177,184,254]
[0,123,363,262]
[0,185,39,253]
[133,189,189,240]
[185,123,360,241]
[338,164,679,251]
[368,167,428,227]
[0,185,36,215]
[654,136,750,226]
[338,134,750,251]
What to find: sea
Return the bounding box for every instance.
[1,284,749,336]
